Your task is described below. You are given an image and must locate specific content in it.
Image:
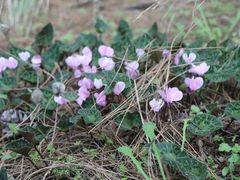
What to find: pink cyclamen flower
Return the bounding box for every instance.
[82,65,97,73]
[162,49,171,58]
[78,47,92,66]
[65,54,81,69]
[188,62,210,76]
[94,91,107,106]
[94,79,103,89]
[98,57,115,71]
[54,96,69,105]
[6,57,18,69]
[185,77,204,91]
[31,54,42,70]
[113,81,126,95]
[98,45,114,57]
[74,69,82,78]
[136,48,145,58]
[18,51,30,61]
[0,57,7,73]
[76,87,90,105]
[125,61,139,79]
[173,48,184,65]
[78,78,93,90]
[149,98,165,112]
[182,52,196,64]
[159,87,183,103]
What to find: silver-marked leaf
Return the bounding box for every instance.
[62,92,78,102]
[78,108,102,124]
[20,69,38,83]
[157,142,208,180]
[225,101,240,120]
[188,113,223,136]
[6,139,33,156]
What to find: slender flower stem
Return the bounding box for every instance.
[34,146,48,166]
[26,157,39,170]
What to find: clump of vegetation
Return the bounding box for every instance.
[0,16,239,179]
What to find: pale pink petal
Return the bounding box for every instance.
[113,81,126,95]
[125,61,139,71]
[82,65,97,73]
[31,55,42,70]
[189,53,196,61]
[0,57,7,73]
[94,91,107,106]
[149,98,165,112]
[18,51,30,61]
[98,45,114,57]
[136,48,145,58]
[6,57,18,69]
[31,54,42,64]
[94,79,103,89]
[76,97,84,106]
[74,69,82,78]
[188,62,210,76]
[162,49,171,58]
[78,87,90,101]
[185,77,204,91]
[182,52,196,64]
[159,87,183,103]
[54,96,69,105]
[82,47,92,56]
[126,70,139,80]
[78,78,93,89]
[173,48,184,65]
[65,54,81,69]
[170,87,183,102]
[98,57,115,71]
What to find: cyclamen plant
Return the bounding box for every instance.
[52,45,142,107]
[149,50,210,112]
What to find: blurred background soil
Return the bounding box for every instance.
[0,0,240,50]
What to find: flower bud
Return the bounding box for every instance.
[31,89,43,104]
[52,82,66,95]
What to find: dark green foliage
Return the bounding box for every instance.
[188,113,223,136]
[157,142,208,180]
[78,108,102,124]
[225,101,240,120]
[95,18,108,34]
[6,139,33,156]
[32,23,54,50]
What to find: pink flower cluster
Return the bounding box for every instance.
[18,51,43,70]
[150,51,210,112]
[0,57,18,73]
[65,47,96,78]
[61,45,128,107]
[182,52,210,92]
